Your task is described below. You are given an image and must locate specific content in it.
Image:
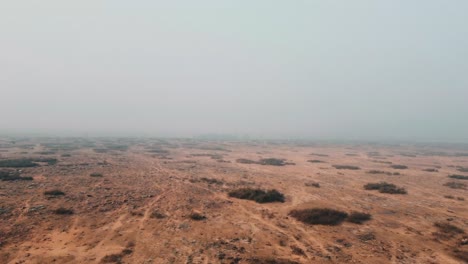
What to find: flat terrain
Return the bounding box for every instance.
[0,138,467,264]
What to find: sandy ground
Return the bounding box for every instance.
[0,138,467,264]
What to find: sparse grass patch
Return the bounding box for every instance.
[333,165,360,170]
[90,173,103,177]
[229,188,285,203]
[289,208,348,226]
[449,175,468,180]
[364,182,407,194]
[0,170,33,181]
[444,181,467,189]
[457,166,468,172]
[423,168,438,172]
[347,212,372,224]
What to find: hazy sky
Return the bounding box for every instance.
[1,1,467,141]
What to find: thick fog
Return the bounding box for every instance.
[1,1,467,142]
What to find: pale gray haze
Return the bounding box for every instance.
[1,1,467,141]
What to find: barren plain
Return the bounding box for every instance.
[0,138,467,263]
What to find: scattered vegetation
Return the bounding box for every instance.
[347,212,372,224]
[44,189,65,196]
[90,173,103,177]
[364,182,407,194]
[228,188,285,203]
[457,166,468,172]
[289,208,348,226]
[53,208,74,215]
[449,174,468,180]
[422,168,438,172]
[101,246,133,263]
[332,165,360,170]
[390,165,408,169]
[444,181,467,189]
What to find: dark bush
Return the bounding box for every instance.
[90,173,103,177]
[44,189,65,196]
[229,188,285,203]
[189,212,207,221]
[347,212,372,224]
[453,249,468,262]
[423,168,438,172]
[457,166,468,172]
[259,158,288,166]
[307,160,325,163]
[444,181,467,189]
[0,170,33,181]
[150,211,166,219]
[449,175,468,180]
[200,177,223,185]
[0,159,38,168]
[390,165,408,169]
[54,208,74,215]
[333,165,360,170]
[289,208,348,226]
[366,170,399,175]
[101,253,123,263]
[364,182,407,194]
[304,182,320,188]
[434,222,464,236]
[357,232,376,242]
[236,159,257,164]
[248,258,299,264]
